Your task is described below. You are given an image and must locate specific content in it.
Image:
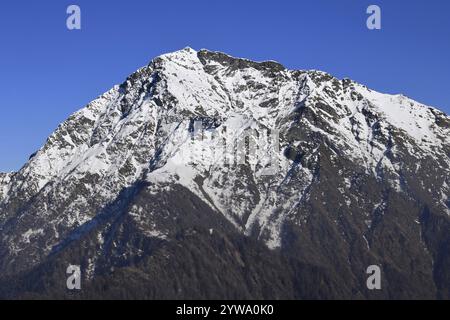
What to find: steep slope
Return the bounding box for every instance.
[0,173,12,204]
[0,48,449,299]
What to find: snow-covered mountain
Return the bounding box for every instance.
[0,48,449,299]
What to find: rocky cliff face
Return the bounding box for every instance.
[0,48,449,299]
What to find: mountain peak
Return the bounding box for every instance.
[0,49,449,299]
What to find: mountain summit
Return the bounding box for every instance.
[0,48,449,299]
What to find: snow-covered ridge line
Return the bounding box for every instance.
[0,47,448,202]
[0,47,448,260]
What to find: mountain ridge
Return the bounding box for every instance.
[0,47,449,299]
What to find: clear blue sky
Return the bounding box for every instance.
[0,0,449,172]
